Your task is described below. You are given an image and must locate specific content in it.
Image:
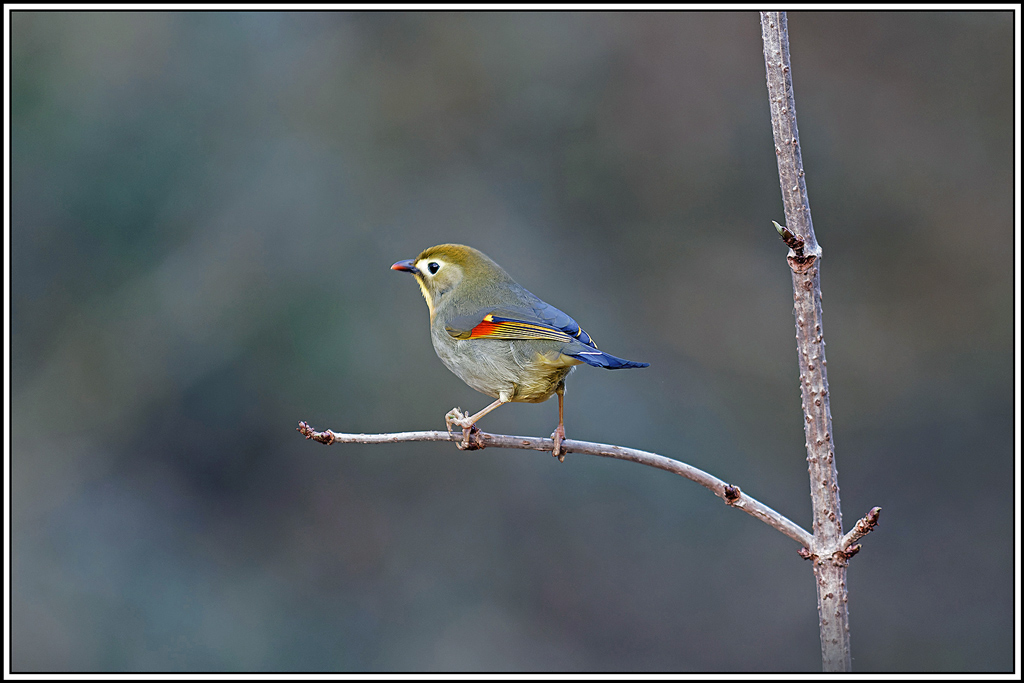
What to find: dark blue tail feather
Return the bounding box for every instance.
[568,350,649,369]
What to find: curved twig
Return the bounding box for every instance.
[297,421,814,548]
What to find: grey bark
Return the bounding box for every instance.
[760,11,851,672]
[297,422,814,547]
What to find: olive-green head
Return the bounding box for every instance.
[391,244,515,320]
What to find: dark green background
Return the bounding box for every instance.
[11,10,1015,672]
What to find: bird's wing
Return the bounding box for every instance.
[445,303,649,370]
[444,303,597,348]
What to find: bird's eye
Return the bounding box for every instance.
[427,262,441,274]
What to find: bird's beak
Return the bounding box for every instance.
[391,259,419,274]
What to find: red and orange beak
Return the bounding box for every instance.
[391,259,419,274]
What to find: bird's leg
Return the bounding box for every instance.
[551,381,566,462]
[449,397,507,428]
[446,394,509,449]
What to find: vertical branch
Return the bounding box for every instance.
[760,12,851,672]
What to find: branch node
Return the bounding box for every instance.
[723,483,742,504]
[456,425,486,451]
[773,220,805,254]
[787,252,818,273]
[774,220,818,271]
[788,254,818,273]
[798,547,814,561]
[297,421,335,445]
[833,544,861,563]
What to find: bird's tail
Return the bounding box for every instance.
[567,349,649,369]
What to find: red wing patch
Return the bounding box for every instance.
[469,319,500,337]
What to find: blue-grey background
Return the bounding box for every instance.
[10,10,1015,672]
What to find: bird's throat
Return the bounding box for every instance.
[414,276,436,321]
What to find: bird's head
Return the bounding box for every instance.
[392,244,513,319]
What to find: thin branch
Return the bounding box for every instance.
[298,421,814,548]
[839,506,882,552]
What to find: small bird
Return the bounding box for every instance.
[392,244,648,459]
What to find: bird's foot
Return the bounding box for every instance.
[551,424,566,462]
[445,407,476,435]
[446,408,483,450]
[445,408,469,435]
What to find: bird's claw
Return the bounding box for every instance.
[551,425,566,462]
[445,408,468,436]
[445,407,483,450]
[446,407,477,433]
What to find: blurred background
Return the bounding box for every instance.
[10,10,1015,673]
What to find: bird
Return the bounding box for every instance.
[391,244,648,460]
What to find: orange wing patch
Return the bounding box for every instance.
[466,315,574,343]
